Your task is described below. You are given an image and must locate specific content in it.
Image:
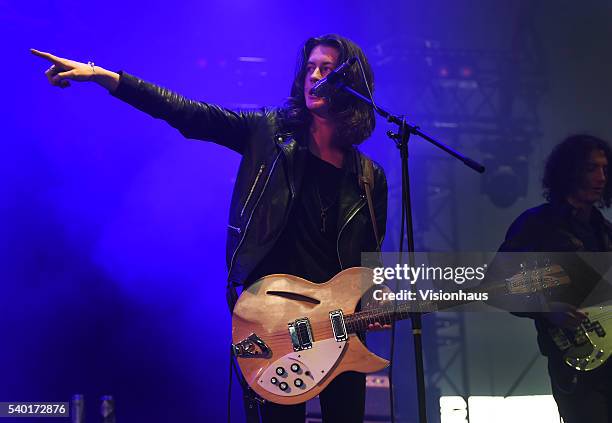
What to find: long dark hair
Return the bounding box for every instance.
[281,34,376,145]
[543,134,612,207]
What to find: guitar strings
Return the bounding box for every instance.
[248,309,390,342]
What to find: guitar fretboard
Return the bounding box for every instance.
[344,284,510,333]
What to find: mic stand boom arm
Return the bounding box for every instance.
[341,85,485,173]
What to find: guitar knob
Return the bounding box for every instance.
[275,367,285,376]
[270,377,278,384]
[279,382,289,391]
[294,378,304,387]
[290,363,300,372]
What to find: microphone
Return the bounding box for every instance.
[309,56,357,98]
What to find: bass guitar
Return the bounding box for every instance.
[548,305,611,371]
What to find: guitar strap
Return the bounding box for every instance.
[356,149,381,251]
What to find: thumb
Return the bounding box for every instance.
[51,70,75,84]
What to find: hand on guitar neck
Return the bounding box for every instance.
[363,285,393,331]
[368,322,391,331]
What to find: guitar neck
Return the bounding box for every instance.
[343,283,510,334]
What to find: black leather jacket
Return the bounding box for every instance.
[111,72,388,288]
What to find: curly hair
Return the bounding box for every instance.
[543,134,612,207]
[280,34,376,145]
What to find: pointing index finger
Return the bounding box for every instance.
[30,48,64,65]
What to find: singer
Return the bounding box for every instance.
[32,34,387,423]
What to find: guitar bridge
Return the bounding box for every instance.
[288,318,313,351]
[232,333,271,358]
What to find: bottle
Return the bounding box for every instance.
[99,395,116,423]
[71,394,85,423]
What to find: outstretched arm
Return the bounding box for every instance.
[31,49,265,154]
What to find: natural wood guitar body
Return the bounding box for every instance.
[231,267,388,405]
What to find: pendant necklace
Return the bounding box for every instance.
[315,182,338,234]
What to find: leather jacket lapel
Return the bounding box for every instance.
[277,132,308,201]
[337,149,365,230]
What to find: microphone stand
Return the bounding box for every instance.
[338,83,484,423]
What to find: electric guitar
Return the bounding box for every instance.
[548,305,611,371]
[231,265,569,405]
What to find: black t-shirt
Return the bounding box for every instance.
[569,209,607,251]
[247,151,345,284]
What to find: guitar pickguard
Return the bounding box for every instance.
[257,338,347,397]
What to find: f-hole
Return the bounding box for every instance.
[266,291,321,305]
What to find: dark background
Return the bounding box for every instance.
[3,0,611,421]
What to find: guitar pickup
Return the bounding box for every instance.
[583,317,606,338]
[288,318,313,351]
[329,310,347,342]
[592,321,606,337]
[549,328,572,351]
